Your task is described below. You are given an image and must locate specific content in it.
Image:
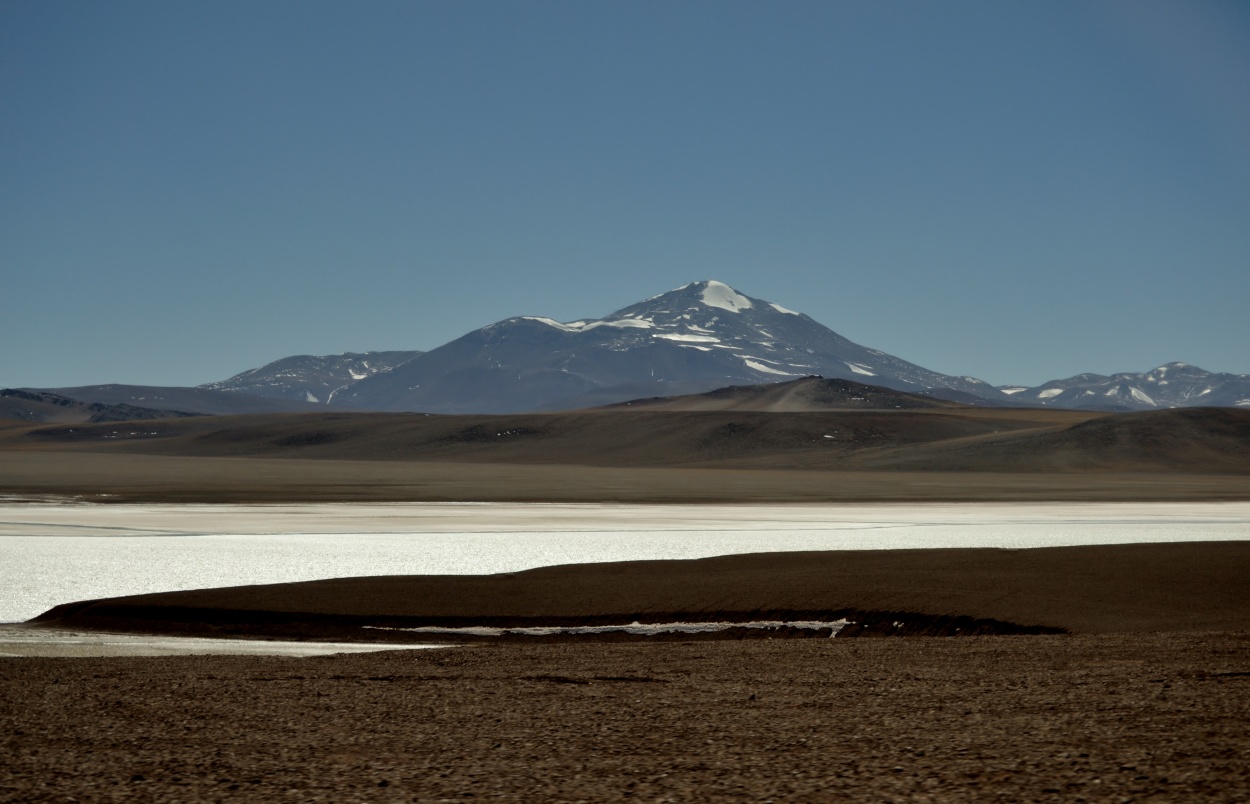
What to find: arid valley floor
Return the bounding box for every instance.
[2,398,1249,800]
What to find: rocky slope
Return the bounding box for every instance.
[999,362,1250,411]
[333,281,1009,413]
[200,350,421,404]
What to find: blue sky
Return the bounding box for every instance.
[2,0,1248,389]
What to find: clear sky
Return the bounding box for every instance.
[3,0,1248,389]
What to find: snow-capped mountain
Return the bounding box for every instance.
[333,281,1008,413]
[998,362,1250,412]
[32,281,1247,417]
[201,351,421,405]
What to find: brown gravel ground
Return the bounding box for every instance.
[3,632,1248,802]
[6,452,1250,504]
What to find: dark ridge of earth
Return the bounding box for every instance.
[0,388,199,424]
[33,541,1250,640]
[597,375,973,411]
[0,406,1099,470]
[3,404,1248,475]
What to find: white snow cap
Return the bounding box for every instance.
[699,280,753,313]
[654,333,720,343]
[522,316,654,332]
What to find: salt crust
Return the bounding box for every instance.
[365,619,850,638]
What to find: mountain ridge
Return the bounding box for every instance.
[21,281,1249,416]
[0,389,201,424]
[332,280,1011,413]
[998,361,1250,412]
[199,350,422,404]
[41,385,328,416]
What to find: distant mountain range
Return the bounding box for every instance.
[32,385,326,416]
[0,389,198,424]
[200,350,422,405]
[5,280,1248,417]
[1000,362,1250,411]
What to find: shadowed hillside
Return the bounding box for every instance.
[3,377,1249,504]
[45,384,327,415]
[851,407,1250,474]
[0,389,199,424]
[6,404,1249,474]
[602,376,972,411]
[3,407,1090,469]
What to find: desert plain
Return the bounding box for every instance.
[2,399,1249,800]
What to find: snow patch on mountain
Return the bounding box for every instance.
[701,281,753,313]
[742,357,796,376]
[655,333,720,343]
[522,317,581,332]
[522,316,654,332]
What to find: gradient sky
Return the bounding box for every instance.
[3,0,1248,389]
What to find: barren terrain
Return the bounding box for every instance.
[1,403,1248,504]
[4,399,1249,800]
[4,633,1249,802]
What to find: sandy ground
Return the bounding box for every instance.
[6,452,1250,504]
[3,633,1248,801]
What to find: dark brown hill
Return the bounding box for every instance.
[851,407,1250,474]
[5,407,1086,469]
[46,384,326,415]
[602,376,969,411]
[7,405,1250,474]
[33,541,1250,637]
[0,389,198,424]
